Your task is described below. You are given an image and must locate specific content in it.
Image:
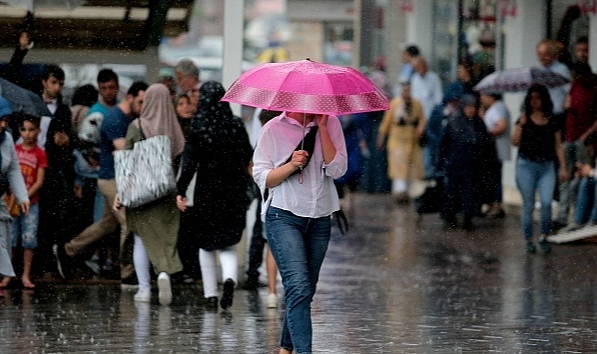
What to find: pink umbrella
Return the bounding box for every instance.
[221,59,389,115]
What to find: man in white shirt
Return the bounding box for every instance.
[411,57,443,179]
[410,57,443,119]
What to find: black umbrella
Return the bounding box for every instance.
[0,77,53,117]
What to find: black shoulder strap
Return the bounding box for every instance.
[285,125,318,176]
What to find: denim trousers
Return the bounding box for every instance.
[266,207,331,354]
[573,177,597,224]
[515,157,556,240]
[557,140,588,223]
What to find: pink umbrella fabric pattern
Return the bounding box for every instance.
[474,67,570,93]
[221,59,389,115]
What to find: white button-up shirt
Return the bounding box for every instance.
[252,113,348,219]
[544,61,571,115]
[411,71,443,118]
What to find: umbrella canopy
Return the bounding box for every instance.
[221,59,389,115]
[474,67,570,93]
[0,78,52,117]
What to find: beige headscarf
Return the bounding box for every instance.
[134,83,185,157]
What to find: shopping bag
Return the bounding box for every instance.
[114,135,176,208]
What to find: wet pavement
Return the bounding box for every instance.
[2,192,597,353]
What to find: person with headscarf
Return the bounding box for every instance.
[377,82,425,204]
[176,81,253,310]
[118,83,185,306]
[0,97,30,296]
[438,94,497,231]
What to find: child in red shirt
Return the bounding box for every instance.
[5,115,47,289]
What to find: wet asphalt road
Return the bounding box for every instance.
[2,192,597,353]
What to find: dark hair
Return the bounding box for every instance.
[481,91,503,100]
[405,45,420,57]
[97,68,119,84]
[127,81,149,97]
[71,84,98,107]
[576,36,589,45]
[572,61,593,77]
[42,65,65,81]
[17,113,41,129]
[524,84,553,117]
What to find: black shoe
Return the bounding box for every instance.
[443,215,458,230]
[171,272,195,285]
[52,244,72,279]
[462,217,475,231]
[538,237,552,254]
[121,272,139,290]
[220,279,235,310]
[205,296,218,309]
[242,278,266,291]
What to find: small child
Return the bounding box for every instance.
[5,114,47,289]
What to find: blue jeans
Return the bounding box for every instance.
[557,140,588,223]
[573,177,597,224]
[11,203,39,249]
[266,207,331,354]
[515,157,556,240]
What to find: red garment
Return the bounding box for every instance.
[15,144,48,204]
[564,81,597,142]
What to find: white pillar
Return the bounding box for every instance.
[406,0,433,59]
[222,0,244,116]
[501,0,546,196]
[223,0,247,282]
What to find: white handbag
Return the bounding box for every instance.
[114,134,176,208]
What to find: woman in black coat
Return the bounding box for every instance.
[439,94,497,230]
[176,81,253,310]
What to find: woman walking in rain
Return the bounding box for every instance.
[512,84,567,254]
[117,83,185,305]
[252,110,347,354]
[176,81,253,310]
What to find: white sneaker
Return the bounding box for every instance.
[134,289,151,302]
[157,272,172,306]
[267,293,278,308]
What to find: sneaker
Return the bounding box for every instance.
[538,236,552,254]
[134,289,151,302]
[220,278,235,310]
[121,273,139,291]
[84,260,101,276]
[52,244,71,279]
[526,242,537,254]
[267,293,278,308]
[560,222,582,233]
[157,272,172,306]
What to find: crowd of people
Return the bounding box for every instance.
[373,36,596,253]
[0,25,595,353]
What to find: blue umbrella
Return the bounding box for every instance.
[0,77,52,117]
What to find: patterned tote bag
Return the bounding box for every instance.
[114,130,176,208]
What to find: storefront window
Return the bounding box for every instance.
[432,0,459,84]
[323,22,354,66]
[430,0,504,84]
[461,0,503,78]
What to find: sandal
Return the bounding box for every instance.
[22,279,36,289]
[0,277,10,288]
